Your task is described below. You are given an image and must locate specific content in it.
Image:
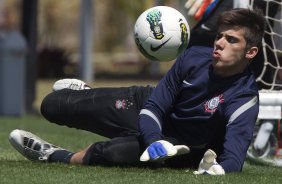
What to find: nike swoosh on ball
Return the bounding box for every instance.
[150,37,172,52]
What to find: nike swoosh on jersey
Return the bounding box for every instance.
[150,37,172,52]
[183,80,192,86]
[201,24,211,31]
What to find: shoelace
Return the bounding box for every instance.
[69,83,83,90]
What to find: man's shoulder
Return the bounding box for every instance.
[175,46,213,75]
[181,46,213,66]
[187,46,213,54]
[225,71,259,101]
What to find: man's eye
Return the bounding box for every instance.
[227,36,238,43]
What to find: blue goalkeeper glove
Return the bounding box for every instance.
[193,149,225,175]
[140,140,190,162]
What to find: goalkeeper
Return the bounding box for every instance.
[9,8,266,175]
[185,0,281,89]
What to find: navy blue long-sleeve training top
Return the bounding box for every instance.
[138,46,259,172]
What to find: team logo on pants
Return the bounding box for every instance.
[204,94,224,113]
[115,99,133,110]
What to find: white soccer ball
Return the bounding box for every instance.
[134,6,190,62]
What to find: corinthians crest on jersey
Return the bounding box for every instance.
[204,94,224,113]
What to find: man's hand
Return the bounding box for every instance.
[185,0,203,17]
[193,149,225,175]
[184,0,214,20]
[140,140,190,162]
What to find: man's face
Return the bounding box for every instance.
[212,25,252,77]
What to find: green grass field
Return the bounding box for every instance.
[0,116,282,184]
[0,80,282,183]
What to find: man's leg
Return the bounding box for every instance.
[9,129,73,162]
[78,136,142,166]
[49,137,142,166]
[9,129,143,166]
[40,86,153,138]
[9,129,201,168]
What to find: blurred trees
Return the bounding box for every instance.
[3,0,185,78]
[37,0,153,53]
[37,0,183,53]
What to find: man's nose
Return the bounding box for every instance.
[214,37,225,50]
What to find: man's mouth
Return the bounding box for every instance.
[213,51,221,59]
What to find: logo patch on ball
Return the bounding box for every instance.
[204,94,224,113]
[146,9,164,39]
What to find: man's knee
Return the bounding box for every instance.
[40,91,66,124]
[82,136,142,166]
[41,93,54,120]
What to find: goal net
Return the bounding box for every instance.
[225,0,282,166]
[247,1,282,165]
[253,0,282,91]
[249,0,282,111]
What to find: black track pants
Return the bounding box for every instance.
[40,86,203,167]
[40,86,153,166]
[40,86,153,138]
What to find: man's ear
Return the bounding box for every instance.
[245,47,258,59]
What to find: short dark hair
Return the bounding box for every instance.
[217,8,266,49]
